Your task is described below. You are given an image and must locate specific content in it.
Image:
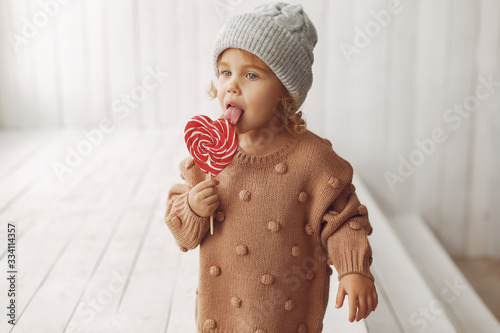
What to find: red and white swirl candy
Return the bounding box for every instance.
[184,115,238,176]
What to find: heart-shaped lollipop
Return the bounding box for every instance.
[184,115,238,235]
[184,115,238,176]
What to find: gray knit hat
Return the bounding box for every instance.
[212,2,318,108]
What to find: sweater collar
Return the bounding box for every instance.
[233,130,302,167]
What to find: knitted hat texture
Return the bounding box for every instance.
[212,2,318,108]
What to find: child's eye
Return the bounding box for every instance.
[221,70,231,76]
[246,73,258,80]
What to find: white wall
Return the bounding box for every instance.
[0,0,499,258]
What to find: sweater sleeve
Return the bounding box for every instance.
[320,183,374,281]
[165,157,210,251]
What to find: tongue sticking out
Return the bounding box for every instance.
[224,106,244,126]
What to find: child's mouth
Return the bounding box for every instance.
[224,105,244,126]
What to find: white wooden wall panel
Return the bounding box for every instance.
[58,0,87,127]
[0,0,7,127]
[177,0,198,125]
[383,0,419,213]
[486,17,500,257]
[300,1,326,134]
[198,0,222,120]
[83,0,108,128]
[324,0,355,157]
[440,0,478,256]
[137,0,155,127]
[156,0,179,127]
[413,0,451,232]
[0,0,15,127]
[349,0,389,195]
[4,0,35,127]
[0,0,499,258]
[467,0,500,257]
[106,0,136,128]
[489,89,500,257]
[30,0,59,127]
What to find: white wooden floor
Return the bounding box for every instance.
[0,129,499,333]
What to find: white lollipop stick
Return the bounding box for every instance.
[208,156,214,235]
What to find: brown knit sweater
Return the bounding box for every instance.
[165,130,374,333]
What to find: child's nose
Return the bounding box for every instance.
[226,78,240,94]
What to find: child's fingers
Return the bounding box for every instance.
[205,202,219,215]
[369,291,377,312]
[366,296,375,317]
[194,179,219,192]
[203,179,219,187]
[199,186,218,200]
[359,293,377,320]
[348,295,357,322]
[372,289,378,310]
[335,288,346,309]
[356,297,367,321]
[188,179,220,217]
[195,180,218,198]
[204,194,219,206]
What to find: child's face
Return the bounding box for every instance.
[217,48,284,136]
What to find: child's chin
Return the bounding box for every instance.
[234,124,247,135]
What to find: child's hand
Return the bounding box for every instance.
[188,179,220,217]
[336,273,378,322]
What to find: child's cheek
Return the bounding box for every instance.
[217,87,225,108]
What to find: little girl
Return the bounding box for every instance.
[166,2,377,332]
